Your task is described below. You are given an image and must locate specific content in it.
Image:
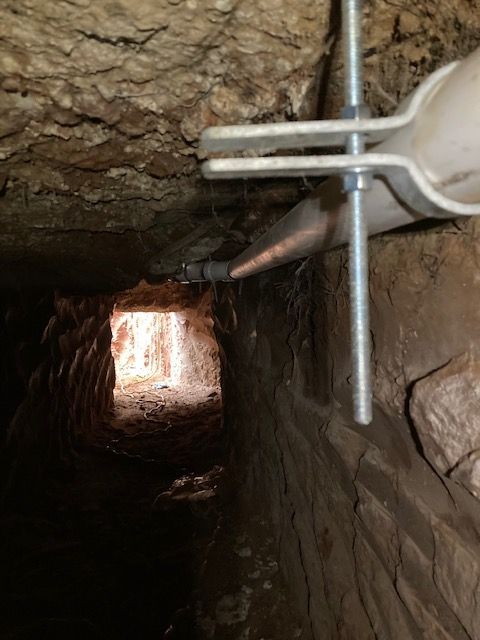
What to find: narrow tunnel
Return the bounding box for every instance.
[0,283,230,639]
[107,285,222,470]
[1,2,480,640]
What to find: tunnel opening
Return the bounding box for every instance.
[110,310,178,389]
[0,283,228,640]
[105,286,223,470]
[109,305,221,423]
[2,2,480,638]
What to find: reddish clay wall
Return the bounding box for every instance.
[0,290,114,503]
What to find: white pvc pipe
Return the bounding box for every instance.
[382,46,480,205]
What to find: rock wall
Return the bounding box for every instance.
[3,1,479,291]
[217,217,480,640]
[0,290,114,504]
[111,310,174,383]
[173,291,221,388]
[0,0,329,289]
[115,280,206,314]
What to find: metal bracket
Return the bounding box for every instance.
[201,63,456,151]
[202,153,480,219]
[198,1,477,426]
[201,61,480,220]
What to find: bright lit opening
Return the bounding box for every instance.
[109,306,221,397]
[110,311,182,388]
[107,294,222,484]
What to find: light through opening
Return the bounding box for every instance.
[110,310,183,388]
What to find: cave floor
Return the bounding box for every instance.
[0,383,302,640]
[0,384,224,639]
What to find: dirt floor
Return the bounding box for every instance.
[0,382,223,639]
[0,381,301,639]
[105,381,223,468]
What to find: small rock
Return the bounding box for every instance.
[410,353,480,498]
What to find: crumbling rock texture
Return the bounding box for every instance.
[0,0,329,288]
[113,286,220,387]
[0,290,114,503]
[217,216,480,640]
[1,0,480,637]
[174,290,221,388]
[111,310,174,382]
[115,279,204,313]
[325,0,480,117]
[3,1,479,289]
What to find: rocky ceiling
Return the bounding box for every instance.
[0,0,479,291]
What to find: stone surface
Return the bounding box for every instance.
[410,353,480,497]
[0,0,329,289]
[2,0,480,636]
[217,215,480,639]
[431,519,480,640]
[111,310,174,382]
[0,290,114,503]
[1,1,479,289]
[115,280,204,312]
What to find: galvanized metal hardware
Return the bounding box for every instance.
[197,2,477,425]
[200,64,456,152]
[202,152,479,219]
[201,62,473,220]
[341,0,371,425]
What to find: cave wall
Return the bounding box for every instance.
[0,0,329,289]
[2,1,479,291]
[1,290,114,504]
[218,217,480,640]
[111,310,174,383]
[173,291,221,388]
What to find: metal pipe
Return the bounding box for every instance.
[343,0,363,106]
[348,188,371,423]
[176,260,232,283]
[341,0,372,424]
[226,176,408,279]
[387,47,480,205]
[175,47,480,285]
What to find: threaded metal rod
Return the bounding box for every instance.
[342,0,364,106]
[342,0,372,424]
[348,189,372,424]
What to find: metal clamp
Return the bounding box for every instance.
[198,1,474,426]
[201,63,457,151]
[201,63,479,219]
[202,153,480,219]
